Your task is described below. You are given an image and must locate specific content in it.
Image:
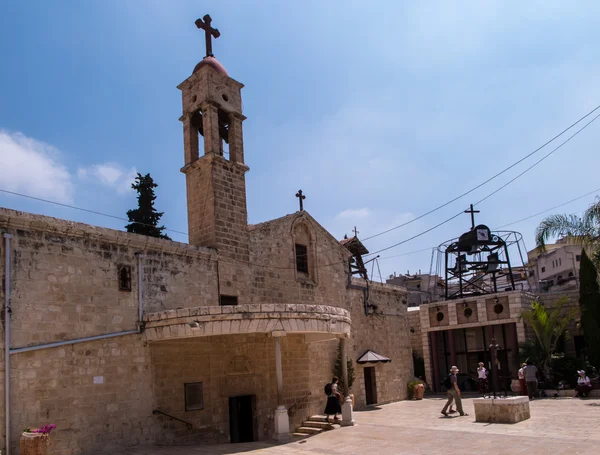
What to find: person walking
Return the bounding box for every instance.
[518,363,528,396]
[441,366,468,417]
[477,362,488,395]
[524,360,538,400]
[324,377,342,423]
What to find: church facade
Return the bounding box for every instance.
[0,16,413,455]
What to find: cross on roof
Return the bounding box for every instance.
[195,14,221,58]
[353,226,359,237]
[295,190,306,212]
[464,204,480,230]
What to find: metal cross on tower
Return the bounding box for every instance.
[195,14,221,58]
[295,190,306,211]
[464,204,480,230]
[353,226,359,237]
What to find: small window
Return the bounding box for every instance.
[559,258,562,266]
[295,244,309,274]
[220,295,238,306]
[576,255,581,262]
[118,265,132,291]
[541,267,546,273]
[185,382,204,411]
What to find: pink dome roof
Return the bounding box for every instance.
[193,56,228,76]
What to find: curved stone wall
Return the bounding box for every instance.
[143,304,351,341]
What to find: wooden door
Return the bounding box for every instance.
[364,367,377,405]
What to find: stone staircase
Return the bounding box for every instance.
[293,415,339,439]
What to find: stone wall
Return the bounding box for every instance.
[246,212,351,308]
[0,207,413,453]
[349,282,413,408]
[407,308,423,358]
[7,335,152,455]
[151,334,314,444]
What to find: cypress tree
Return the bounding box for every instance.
[334,343,356,392]
[125,173,171,240]
[579,249,600,368]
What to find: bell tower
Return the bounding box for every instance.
[178,14,249,261]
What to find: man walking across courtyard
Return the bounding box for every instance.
[441,366,468,416]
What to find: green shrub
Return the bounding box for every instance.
[550,356,597,387]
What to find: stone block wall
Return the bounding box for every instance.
[246,212,350,308]
[1,206,415,453]
[7,335,153,455]
[406,308,423,358]
[349,283,413,408]
[151,333,325,444]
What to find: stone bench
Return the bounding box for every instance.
[473,396,530,423]
[542,389,600,398]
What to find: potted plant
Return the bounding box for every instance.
[20,424,56,455]
[408,380,425,400]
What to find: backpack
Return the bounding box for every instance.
[443,374,453,391]
[324,383,332,396]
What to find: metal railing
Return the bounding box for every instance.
[152,410,193,430]
[288,391,311,416]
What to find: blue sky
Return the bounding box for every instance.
[1,1,600,280]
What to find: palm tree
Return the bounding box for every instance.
[520,298,578,376]
[535,198,600,266]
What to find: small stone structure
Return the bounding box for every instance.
[473,396,530,423]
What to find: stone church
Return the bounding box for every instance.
[0,15,412,455]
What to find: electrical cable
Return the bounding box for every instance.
[361,103,600,242]
[364,109,600,256]
[0,188,189,236]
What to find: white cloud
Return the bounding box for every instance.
[336,208,370,219]
[77,163,137,194]
[0,130,74,203]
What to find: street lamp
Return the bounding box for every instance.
[489,337,501,398]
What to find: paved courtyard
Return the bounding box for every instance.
[114,396,600,455]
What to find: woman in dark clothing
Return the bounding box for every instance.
[324,377,342,423]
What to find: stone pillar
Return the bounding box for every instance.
[182,114,199,165]
[201,102,221,156]
[273,334,291,441]
[340,337,354,426]
[20,432,49,455]
[228,113,245,164]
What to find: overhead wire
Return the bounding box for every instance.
[363,109,600,256]
[2,109,599,271]
[0,188,189,236]
[361,103,600,242]
[376,187,600,267]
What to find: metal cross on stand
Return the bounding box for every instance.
[464,204,480,230]
[295,190,306,212]
[353,226,359,237]
[195,14,221,57]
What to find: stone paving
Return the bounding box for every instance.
[112,396,600,455]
